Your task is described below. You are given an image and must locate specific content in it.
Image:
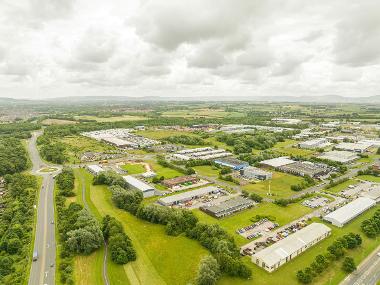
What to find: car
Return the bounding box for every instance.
[33,250,38,261]
[51,220,54,224]
[377,252,380,257]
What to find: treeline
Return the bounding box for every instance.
[107,185,252,281]
[361,209,380,238]
[56,167,75,196]
[93,171,128,188]
[37,135,67,164]
[0,122,40,139]
[0,138,29,176]
[163,135,205,145]
[296,233,362,284]
[0,174,38,285]
[102,215,136,264]
[55,170,103,284]
[290,175,315,192]
[274,193,313,207]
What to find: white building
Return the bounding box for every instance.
[272,118,302,125]
[87,164,105,176]
[318,151,359,163]
[323,197,376,227]
[241,166,272,180]
[299,138,330,149]
[158,186,221,206]
[252,223,331,272]
[173,147,231,161]
[122,175,156,198]
[335,142,373,153]
[259,157,296,168]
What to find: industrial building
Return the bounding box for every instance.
[298,138,330,149]
[361,187,380,203]
[240,166,272,180]
[252,223,331,272]
[162,175,200,189]
[335,142,373,153]
[214,157,249,170]
[200,196,255,218]
[271,118,302,125]
[277,161,331,178]
[102,137,137,148]
[122,175,156,198]
[157,186,221,206]
[323,197,376,227]
[173,147,231,161]
[260,157,296,168]
[87,164,105,176]
[318,151,359,163]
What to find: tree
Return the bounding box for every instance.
[196,256,220,285]
[249,193,263,203]
[296,270,312,284]
[6,238,21,254]
[377,147,380,155]
[342,257,356,273]
[65,227,103,255]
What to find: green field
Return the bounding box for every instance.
[241,171,305,198]
[74,115,148,122]
[194,202,313,246]
[324,179,359,193]
[161,108,245,119]
[149,161,183,179]
[135,129,199,139]
[358,175,380,183]
[77,169,209,285]
[121,163,146,174]
[193,165,220,177]
[218,206,380,285]
[272,139,316,157]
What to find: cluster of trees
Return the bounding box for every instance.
[163,135,205,145]
[184,159,212,168]
[157,155,195,175]
[108,186,252,279]
[93,171,127,188]
[0,122,40,139]
[274,193,313,207]
[218,174,240,185]
[239,151,282,166]
[216,131,291,154]
[102,215,136,264]
[296,233,361,284]
[325,177,349,190]
[56,168,75,196]
[361,209,380,238]
[196,256,220,285]
[0,138,29,176]
[358,167,380,176]
[290,175,315,192]
[37,135,67,164]
[0,173,38,285]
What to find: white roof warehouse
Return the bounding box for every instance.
[252,223,331,272]
[323,197,376,227]
[122,175,156,198]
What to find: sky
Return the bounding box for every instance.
[0,0,379,99]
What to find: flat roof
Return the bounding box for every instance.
[260,157,296,168]
[243,166,272,176]
[318,151,359,163]
[362,187,380,200]
[253,223,331,267]
[122,175,155,192]
[202,196,254,214]
[335,142,372,151]
[87,164,104,173]
[214,157,248,166]
[324,197,376,225]
[158,186,220,205]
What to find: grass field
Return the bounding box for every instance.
[121,163,146,174]
[149,161,183,179]
[161,108,245,119]
[193,165,220,177]
[324,179,359,193]
[41,118,77,125]
[218,205,380,285]
[135,129,199,139]
[194,202,313,246]
[74,115,148,122]
[241,171,305,198]
[358,175,380,183]
[78,169,209,285]
[272,139,316,157]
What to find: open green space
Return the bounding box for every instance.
[149,160,183,179]
[218,205,380,285]
[161,108,245,119]
[241,171,305,198]
[324,179,360,194]
[74,115,148,122]
[77,169,208,285]
[39,167,58,173]
[135,129,199,139]
[121,163,146,174]
[194,202,313,246]
[41,118,77,125]
[272,139,316,157]
[358,175,380,183]
[193,165,220,177]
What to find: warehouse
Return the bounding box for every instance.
[335,142,372,153]
[298,138,330,149]
[200,196,255,218]
[102,137,137,148]
[122,175,156,198]
[252,223,331,272]
[214,157,249,170]
[277,161,331,178]
[87,164,105,176]
[158,186,221,206]
[361,187,380,203]
[260,157,296,168]
[173,147,232,161]
[323,197,376,227]
[240,166,272,180]
[318,151,359,163]
[162,175,200,189]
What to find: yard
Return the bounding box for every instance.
[324,179,360,194]
[149,160,183,179]
[241,171,305,198]
[121,163,146,174]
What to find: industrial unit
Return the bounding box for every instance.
[200,196,255,218]
[259,157,296,168]
[277,161,331,178]
[323,197,376,227]
[335,142,372,153]
[157,186,221,206]
[298,138,330,149]
[240,166,272,180]
[214,157,249,170]
[122,175,156,198]
[173,147,231,161]
[86,164,105,176]
[162,175,200,189]
[252,223,331,272]
[318,151,359,163]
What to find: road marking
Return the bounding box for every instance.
[39,178,49,285]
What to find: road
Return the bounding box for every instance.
[340,245,380,285]
[28,131,60,285]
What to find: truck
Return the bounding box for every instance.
[33,250,38,261]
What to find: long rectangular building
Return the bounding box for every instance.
[200,196,254,218]
[252,223,331,272]
[318,151,359,163]
[323,197,376,227]
[277,161,330,178]
[158,186,221,206]
[122,175,156,198]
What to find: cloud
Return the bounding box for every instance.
[187,42,226,68]
[236,45,273,68]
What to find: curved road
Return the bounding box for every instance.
[28,131,60,285]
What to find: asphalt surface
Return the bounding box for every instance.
[28,131,59,285]
[340,245,380,285]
